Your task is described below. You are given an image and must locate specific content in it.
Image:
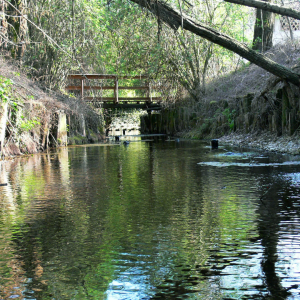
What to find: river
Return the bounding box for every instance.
[1,136,300,299]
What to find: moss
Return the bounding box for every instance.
[98,126,105,134]
[68,137,76,145]
[68,135,88,145]
[89,131,99,143]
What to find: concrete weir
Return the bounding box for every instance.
[57,111,68,146]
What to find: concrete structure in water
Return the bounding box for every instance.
[0,102,8,155]
[57,111,68,146]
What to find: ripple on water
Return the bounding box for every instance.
[1,140,300,299]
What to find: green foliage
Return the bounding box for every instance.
[222,108,236,131]
[5,0,253,103]
[19,117,40,132]
[0,76,13,103]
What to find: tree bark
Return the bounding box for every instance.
[252,0,274,52]
[9,0,28,58]
[129,0,300,86]
[17,0,28,58]
[0,0,7,48]
[224,0,300,21]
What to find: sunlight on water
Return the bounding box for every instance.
[1,138,300,299]
[198,161,300,167]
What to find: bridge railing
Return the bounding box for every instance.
[66,74,162,105]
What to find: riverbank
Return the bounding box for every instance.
[166,41,300,155]
[219,131,300,155]
[142,42,300,151]
[0,57,105,158]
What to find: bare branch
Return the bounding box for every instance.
[129,0,300,85]
[224,0,300,20]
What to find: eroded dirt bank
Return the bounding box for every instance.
[167,42,300,154]
[0,58,105,159]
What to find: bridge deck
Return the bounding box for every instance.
[67,74,162,110]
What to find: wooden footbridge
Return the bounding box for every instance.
[66,74,162,111]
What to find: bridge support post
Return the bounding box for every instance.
[148,110,152,133]
[147,81,152,104]
[81,78,84,100]
[114,77,119,104]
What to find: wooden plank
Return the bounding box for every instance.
[66,74,162,107]
[66,85,151,90]
[94,103,162,110]
[68,74,117,80]
[85,97,162,101]
[81,79,84,99]
[120,75,148,79]
[68,74,148,80]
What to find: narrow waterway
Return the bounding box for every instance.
[1,136,300,299]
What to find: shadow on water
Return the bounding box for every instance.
[1,138,300,299]
[256,178,300,299]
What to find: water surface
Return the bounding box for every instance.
[1,137,300,299]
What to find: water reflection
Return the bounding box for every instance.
[0,140,300,299]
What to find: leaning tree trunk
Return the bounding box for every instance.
[252,0,275,52]
[224,0,300,20]
[128,0,300,86]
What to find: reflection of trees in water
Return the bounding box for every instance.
[3,143,300,299]
[148,164,300,299]
[11,206,115,299]
[259,185,282,298]
[257,176,299,299]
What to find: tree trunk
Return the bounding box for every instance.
[0,0,8,48]
[280,0,293,42]
[224,0,300,21]
[9,0,28,58]
[16,0,28,58]
[129,0,300,86]
[252,0,275,52]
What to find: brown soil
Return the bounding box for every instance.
[0,55,104,158]
[204,41,300,104]
[184,41,300,153]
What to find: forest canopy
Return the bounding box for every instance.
[0,0,299,100]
